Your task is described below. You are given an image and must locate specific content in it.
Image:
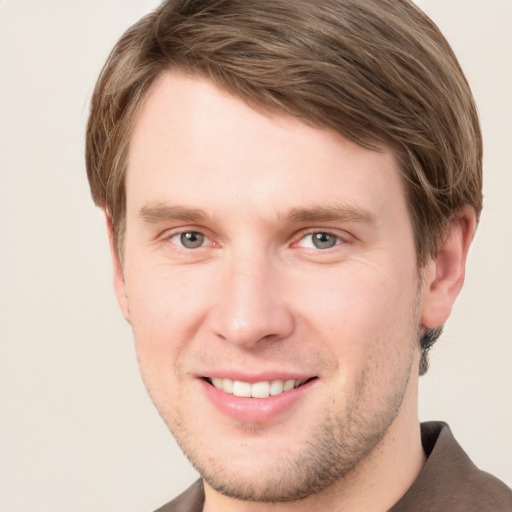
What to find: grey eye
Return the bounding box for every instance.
[180,232,205,249]
[311,232,338,249]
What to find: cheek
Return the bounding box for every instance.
[123,269,202,386]
[126,262,209,334]
[294,262,419,370]
[298,264,412,331]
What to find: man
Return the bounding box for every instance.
[85,0,512,510]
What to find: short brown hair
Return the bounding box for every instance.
[85,0,482,373]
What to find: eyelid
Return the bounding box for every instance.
[292,228,351,249]
[158,226,352,250]
[162,227,216,249]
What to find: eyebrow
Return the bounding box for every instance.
[139,203,208,223]
[139,201,377,226]
[284,204,377,226]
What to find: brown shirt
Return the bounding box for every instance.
[155,422,512,512]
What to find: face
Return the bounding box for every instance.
[117,70,427,502]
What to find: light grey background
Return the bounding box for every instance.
[0,1,510,511]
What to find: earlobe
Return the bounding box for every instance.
[421,206,477,329]
[104,211,131,324]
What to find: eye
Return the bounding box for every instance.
[169,231,207,249]
[297,232,341,250]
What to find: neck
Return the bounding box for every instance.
[203,373,426,512]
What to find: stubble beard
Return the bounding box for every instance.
[168,344,417,503]
[153,290,422,504]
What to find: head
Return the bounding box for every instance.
[86,0,482,375]
[85,0,481,505]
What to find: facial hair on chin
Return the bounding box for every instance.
[174,338,417,503]
[159,291,423,504]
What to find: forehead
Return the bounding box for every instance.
[126,70,407,224]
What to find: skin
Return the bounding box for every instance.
[109,70,475,512]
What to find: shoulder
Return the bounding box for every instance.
[154,480,204,512]
[390,422,512,512]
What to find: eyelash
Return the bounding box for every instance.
[167,230,213,249]
[294,231,345,250]
[164,229,348,251]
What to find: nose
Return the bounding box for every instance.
[211,255,295,348]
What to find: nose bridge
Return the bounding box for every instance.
[213,247,294,347]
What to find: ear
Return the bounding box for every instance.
[104,211,131,324]
[420,206,477,329]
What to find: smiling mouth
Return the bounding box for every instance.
[204,377,317,398]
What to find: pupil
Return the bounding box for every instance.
[313,232,336,249]
[181,232,204,248]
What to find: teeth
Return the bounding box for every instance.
[209,378,307,398]
[269,380,284,396]
[223,378,234,393]
[283,379,295,391]
[251,381,270,398]
[212,377,223,389]
[232,380,252,397]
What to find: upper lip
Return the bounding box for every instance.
[199,371,316,383]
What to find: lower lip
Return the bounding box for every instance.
[200,378,316,423]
